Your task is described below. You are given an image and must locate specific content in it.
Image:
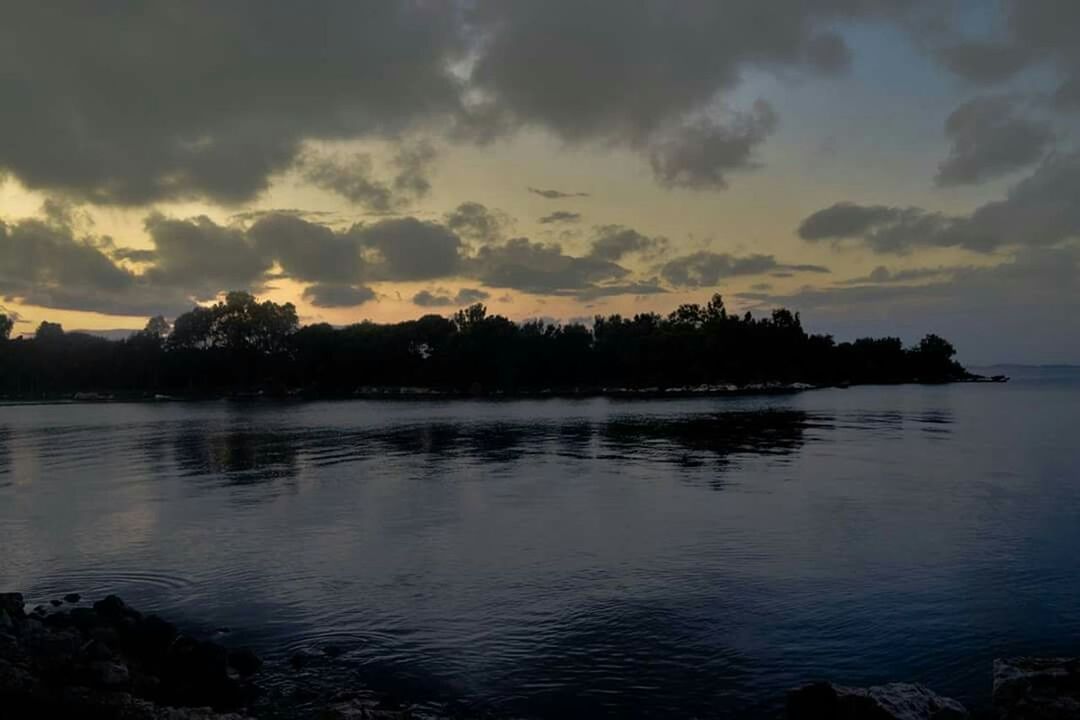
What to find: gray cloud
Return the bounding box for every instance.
[0,2,465,204]
[302,284,376,308]
[936,95,1053,186]
[936,1,1080,107]
[471,237,629,294]
[300,141,438,211]
[538,211,582,225]
[412,287,491,307]
[248,212,364,284]
[837,265,957,285]
[354,217,463,281]
[143,213,271,295]
[0,217,188,317]
[587,225,665,262]
[648,101,778,190]
[445,202,512,244]
[660,251,827,287]
[528,187,590,199]
[800,152,1080,253]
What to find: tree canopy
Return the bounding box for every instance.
[0,292,967,399]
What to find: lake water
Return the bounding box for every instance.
[2,369,1079,718]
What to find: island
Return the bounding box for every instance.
[0,292,991,401]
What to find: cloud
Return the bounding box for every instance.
[455,288,491,304]
[528,187,590,199]
[575,281,668,300]
[0,3,464,204]
[587,225,665,262]
[445,202,512,244]
[353,217,464,281]
[800,152,1080,253]
[935,95,1053,186]
[248,212,364,284]
[660,251,827,287]
[648,101,778,190]
[302,284,376,308]
[742,244,1080,364]
[0,217,188,316]
[936,1,1080,107]
[836,265,958,285]
[300,141,438,211]
[412,287,491,307]
[143,213,271,296]
[471,237,629,294]
[538,211,582,224]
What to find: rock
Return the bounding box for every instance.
[50,599,62,607]
[227,648,262,678]
[788,681,969,719]
[91,659,131,687]
[993,657,1080,719]
[63,593,81,604]
[69,606,102,632]
[0,609,13,632]
[93,594,140,622]
[0,592,25,619]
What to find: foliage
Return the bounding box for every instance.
[0,293,967,398]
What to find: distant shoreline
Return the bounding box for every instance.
[0,375,1009,407]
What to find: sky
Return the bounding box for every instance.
[0,0,1078,364]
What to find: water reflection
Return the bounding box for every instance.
[0,426,10,485]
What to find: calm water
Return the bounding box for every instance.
[2,370,1079,717]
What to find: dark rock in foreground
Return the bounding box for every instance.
[0,591,258,719]
[993,657,1080,719]
[788,681,969,719]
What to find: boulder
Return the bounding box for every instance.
[788,681,968,719]
[993,657,1080,719]
[0,592,25,619]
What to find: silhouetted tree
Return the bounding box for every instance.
[0,291,970,398]
[0,313,12,341]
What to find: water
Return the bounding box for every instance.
[2,370,1079,718]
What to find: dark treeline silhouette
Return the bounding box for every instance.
[0,291,967,399]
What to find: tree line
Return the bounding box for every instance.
[0,291,966,398]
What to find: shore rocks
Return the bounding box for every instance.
[0,591,260,719]
[788,681,969,719]
[993,657,1080,719]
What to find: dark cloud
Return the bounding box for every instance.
[143,213,271,295]
[471,238,629,294]
[445,202,512,244]
[800,152,1080,253]
[111,248,158,264]
[302,284,376,308]
[0,2,465,204]
[587,225,665,262]
[412,287,490,308]
[354,217,463,281]
[455,288,490,304]
[538,211,582,225]
[575,282,668,300]
[528,187,590,199]
[247,212,364,284]
[660,251,827,287]
[936,1,1080,107]
[300,141,438,211]
[935,95,1053,186]
[837,265,957,285]
[648,101,778,190]
[0,217,187,316]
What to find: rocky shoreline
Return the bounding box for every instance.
[3,591,1071,719]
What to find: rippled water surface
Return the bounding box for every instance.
[2,370,1079,717]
